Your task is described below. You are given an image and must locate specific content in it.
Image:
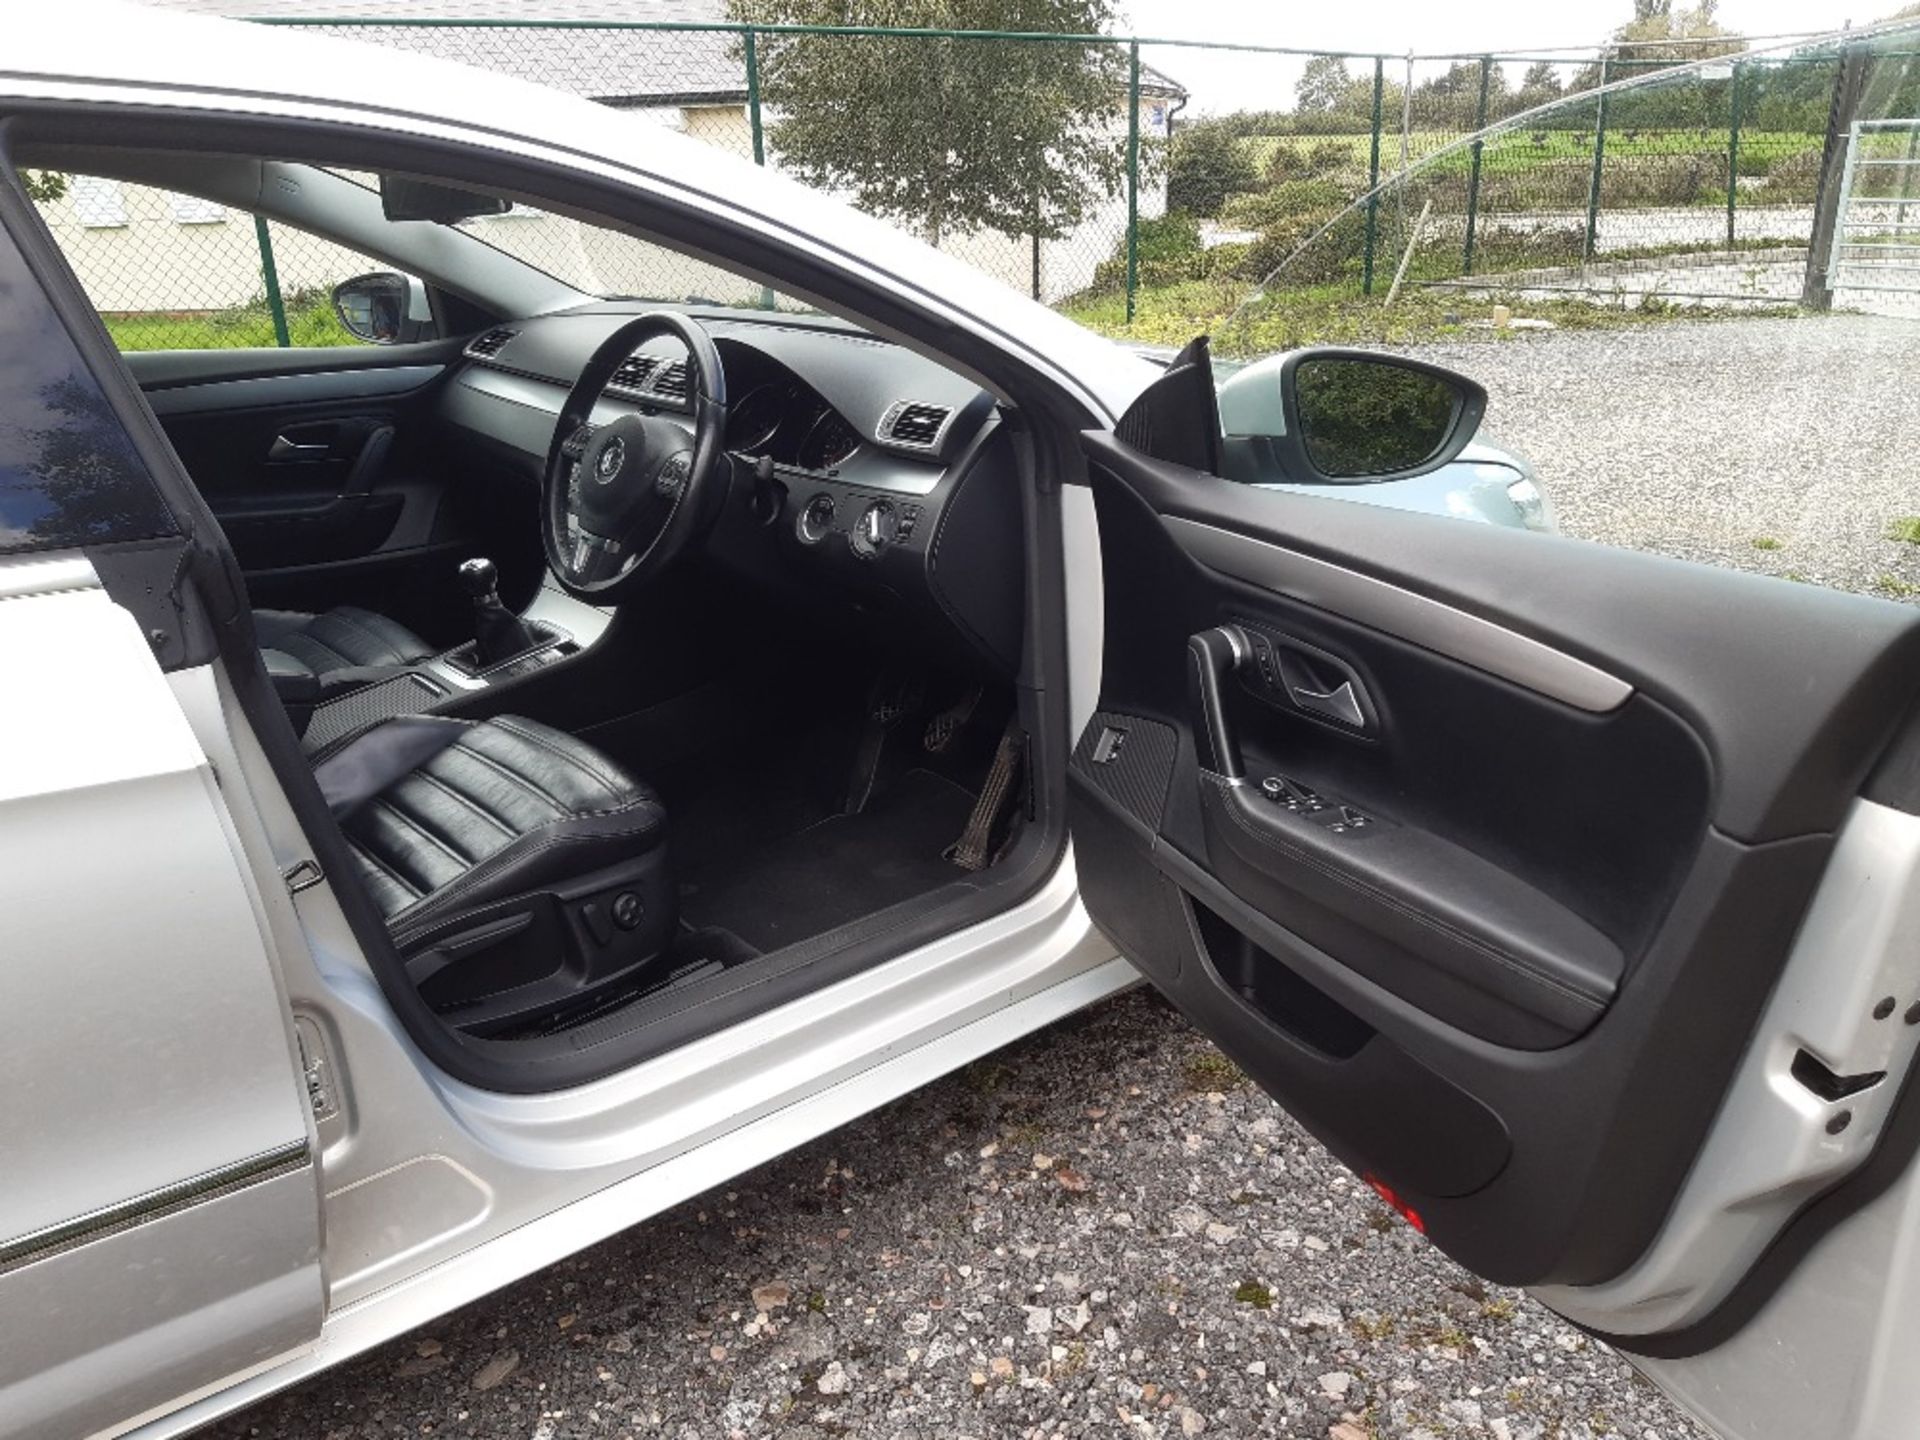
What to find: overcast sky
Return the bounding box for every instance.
[1118,0,1862,113]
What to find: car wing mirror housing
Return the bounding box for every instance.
[333,271,432,345]
[1270,348,1489,484]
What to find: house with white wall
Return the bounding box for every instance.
[49,0,1183,320]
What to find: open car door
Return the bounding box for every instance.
[1066,20,1920,1423]
[1068,357,1920,1438]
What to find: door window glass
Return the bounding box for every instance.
[32,175,389,351]
[0,203,174,554]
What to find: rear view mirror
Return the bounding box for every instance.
[379,174,511,224]
[332,271,431,345]
[1279,351,1487,481]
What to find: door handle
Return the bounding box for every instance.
[1286,676,1366,729]
[269,433,331,462]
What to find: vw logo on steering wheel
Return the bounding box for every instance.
[593,436,626,484]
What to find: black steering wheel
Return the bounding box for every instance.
[542,311,729,598]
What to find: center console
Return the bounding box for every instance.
[297,570,612,752]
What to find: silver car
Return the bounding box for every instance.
[3,10,1916,1440]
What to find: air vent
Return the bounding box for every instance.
[649,360,690,400]
[608,354,656,392]
[883,401,952,450]
[464,326,516,360]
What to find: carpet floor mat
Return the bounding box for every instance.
[676,769,976,953]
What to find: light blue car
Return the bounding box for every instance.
[1129,345,1555,532]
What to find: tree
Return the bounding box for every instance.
[21,172,67,204]
[1295,55,1353,115]
[730,0,1127,246]
[1165,118,1256,217]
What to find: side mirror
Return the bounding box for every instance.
[332,271,431,345]
[1277,350,1487,482]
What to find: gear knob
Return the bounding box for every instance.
[457,556,499,600]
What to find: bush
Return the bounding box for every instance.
[1221,178,1351,230]
[1088,210,1207,293]
[1166,121,1258,218]
[1234,209,1365,287]
[1760,147,1823,204]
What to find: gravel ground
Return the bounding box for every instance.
[1407,312,1920,598]
[210,991,1697,1440]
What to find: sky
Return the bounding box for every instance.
[1118,0,1864,114]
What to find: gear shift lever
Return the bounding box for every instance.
[458,557,542,668]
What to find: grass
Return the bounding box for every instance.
[1183,1049,1248,1091]
[1247,128,1819,178]
[1751,536,1784,551]
[1887,517,1920,545]
[1060,274,1792,357]
[102,292,359,352]
[1233,1280,1274,1309]
[1875,573,1920,599]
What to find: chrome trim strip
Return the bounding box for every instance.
[0,552,100,601]
[1166,517,1632,713]
[143,365,443,417]
[0,1140,311,1274]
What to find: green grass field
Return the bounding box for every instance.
[102,293,359,352]
[1244,128,1821,181]
[1058,275,1791,356]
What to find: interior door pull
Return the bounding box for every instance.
[1288,677,1366,729]
[1187,624,1249,781]
[269,434,330,462]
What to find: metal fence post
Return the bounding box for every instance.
[1462,53,1493,276]
[1804,43,1870,311]
[254,214,291,348]
[1725,59,1743,247]
[1363,55,1384,295]
[1125,39,1140,325]
[1583,51,1611,261]
[744,26,766,166]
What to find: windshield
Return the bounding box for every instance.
[1061,20,1920,361]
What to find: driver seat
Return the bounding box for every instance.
[313,712,675,1032]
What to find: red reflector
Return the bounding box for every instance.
[1362,1173,1427,1234]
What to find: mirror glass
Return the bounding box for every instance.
[1292,359,1459,478]
[332,272,411,344]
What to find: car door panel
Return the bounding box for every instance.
[1070,429,1920,1297]
[126,343,489,637]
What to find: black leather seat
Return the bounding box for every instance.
[256,605,435,679]
[312,713,673,1029]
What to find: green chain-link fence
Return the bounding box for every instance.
[29,16,1920,352]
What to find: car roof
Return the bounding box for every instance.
[6,2,1155,424]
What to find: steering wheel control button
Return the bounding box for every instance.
[655,453,691,498]
[798,493,836,544]
[611,891,644,930]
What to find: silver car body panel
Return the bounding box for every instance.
[1536,798,1920,1336]
[0,560,322,1440]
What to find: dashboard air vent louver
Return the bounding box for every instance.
[609,354,657,392]
[464,327,516,360]
[649,360,691,400]
[883,401,952,449]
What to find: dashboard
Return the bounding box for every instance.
[436,303,1026,675]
